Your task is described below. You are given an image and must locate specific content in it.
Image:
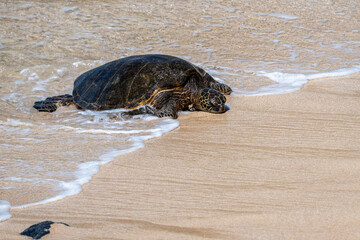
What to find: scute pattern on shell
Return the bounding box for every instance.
[72,54,201,110]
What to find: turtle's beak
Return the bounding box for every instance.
[211,103,226,113]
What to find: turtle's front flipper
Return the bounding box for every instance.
[209,82,232,95]
[153,98,179,119]
[33,94,74,112]
[121,90,182,119]
[122,105,178,119]
[121,106,156,118]
[155,108,178,119]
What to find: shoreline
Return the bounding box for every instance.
[3,64,360,219]
[1,73,360,239]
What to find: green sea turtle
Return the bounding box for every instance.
[33,54,232,119]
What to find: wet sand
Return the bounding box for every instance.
[2,73,360,239]
[1,0,360,239]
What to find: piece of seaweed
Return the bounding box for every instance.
[20,221,69,239]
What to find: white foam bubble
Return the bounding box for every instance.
[72,60,106,68]
[257,12,298,21]
[268,13,298,20]
[237,65,360,96]
[0,119,35,127]
[282,44,299,61]
[59,125,157,135]
[56,67,68,77]
[62,6,79,13]
[20,68,39,81]
[19,65,68,93]
[307,65,360,80]
[0,92,20,102]
[12,182,81,209]
[0,200,11,222]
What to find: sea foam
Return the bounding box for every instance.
[237,65,360,96]
[10,118,179,211]
[0,201,11,222]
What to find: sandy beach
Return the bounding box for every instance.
[1,0,360,239]
[1,73,360,239]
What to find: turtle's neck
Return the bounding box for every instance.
[176,90,194,111]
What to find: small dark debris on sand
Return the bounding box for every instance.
[20,220,69,239]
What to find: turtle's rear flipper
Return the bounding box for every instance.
[33,94,74,112]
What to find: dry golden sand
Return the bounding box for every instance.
[1,74,360,239]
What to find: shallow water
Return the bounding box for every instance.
[1,0,359,221]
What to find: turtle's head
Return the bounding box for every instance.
[196,88,227,114]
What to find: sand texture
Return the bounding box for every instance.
[1,0,360,239]
[2,74,360,239]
